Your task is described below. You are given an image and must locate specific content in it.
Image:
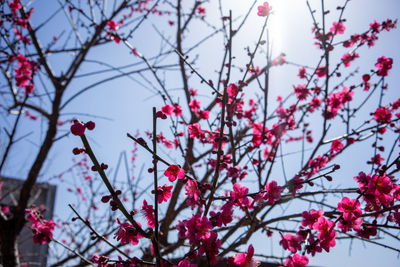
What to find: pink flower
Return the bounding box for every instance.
[92,255,109,267]
[189,88,198,96]
[189,99,201,112]
[301,209,324,229]
[375,56,393,77]
[330,21,345,34]
[315,66,327,78]
[177,214,213,245]
[257,2,272,17]
[114,218,143,245]
[227,83,239,99]
[107,20,119,31]
[298,67,307,79]
[198,110,209,120]
[279,233,302,253]
[284,254,309,267]
[162,104,173,115]
[26,211,56,245]
[198,232,221,265]
[231,183,251,208]
[314,216,336,252]
[337,197,362,220]
[373,106,392,124]
[232,244,260,267]
[210,201,234,227]
[197,6,206,15]
[294,84,310,101]
[271,54,286,66]
[330,139,343,153]
[188,123,204,139]
[141,199,155,228]
[173,104,183,116]
[164,165,185,182]
[152,184,173,203]
[264,180,283,204]
[341,52,359,67]
[185,179,200,209]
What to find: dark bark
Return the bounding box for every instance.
[0,219,20,267]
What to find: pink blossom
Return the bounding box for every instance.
[198,232,221,265]
[188,123,204,139]
[314,216,336,252]
[330,21,345,34]
[257,2,272,17]
[301,209,324,229]
[162,104,173,115]
[152,184,173,203]
[279,233,303,253]
[164,165,185,182]
[375,56,393,77]
[294,84,310,101]
[107,20,119,31]
[337,197,362,220]
[189,99,201,112]
[284,254,309,267]
[373,106,392,124]
[141,199,155,228]
[177,214,213,245]
[114,218,143,245]
[231,183,251,208]
[232,244,260,267]
[298,67,307,79]
[341,52,359,67]
[173,104,183,116]
[330,139,343,153]
[264,180,283,204]
[185,179,200,209]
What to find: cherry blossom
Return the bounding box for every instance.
[257,2,272,17]
[164,165,185,182]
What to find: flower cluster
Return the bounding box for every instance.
[25,208,55,244]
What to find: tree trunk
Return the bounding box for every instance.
[0,219,20,267]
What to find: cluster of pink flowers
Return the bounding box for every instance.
[257,2,272,17]
[263,180,283,204]
[341,52,359,67]
[152,184,173,203]
[12,54,38,94]
[164,165,185,182]
[354,172,398,212]
[228,244,260,267]
[375,56,393,77]
[324,86,354,119]
[26,208,55,244]
[337,197,362,233]
[177,214,221,264]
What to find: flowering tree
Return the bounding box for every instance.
[1,0,399,267]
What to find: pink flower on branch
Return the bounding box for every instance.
[231,244,260,267]
[257,2,272,17]
[152,184,173,203]
[164,165,185,182]
[264,180,283,204]
[141,199,155,228]
[283,254,309,267]
[114,218,143,245]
